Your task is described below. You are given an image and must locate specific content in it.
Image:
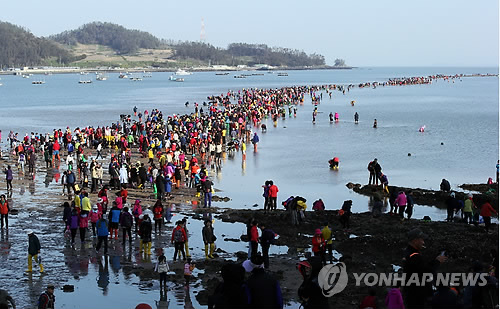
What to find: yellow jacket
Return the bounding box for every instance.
[322,226,333,245]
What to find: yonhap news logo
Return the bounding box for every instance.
[318,263,489,297]
[318,262,349,297]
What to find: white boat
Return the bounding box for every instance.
[118,73,129,79]
[143,71,152,78]
[130,77,143,81]
[175,69,192,76]
[78,79,92,84]
[168,76,184,82]
[22,74,30,78]
[96,74,108,81]
[32,80,45,84]
[80,71,89,75]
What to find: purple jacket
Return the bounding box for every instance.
[69,214,79,229]
[5,169,12,180]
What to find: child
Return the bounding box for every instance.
[155,251,169,290]
[385,285,404,309]
[184,258,195,287]
[89,205,101,237]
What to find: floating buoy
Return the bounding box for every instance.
[441,142,444,145]
[408,153,411,156]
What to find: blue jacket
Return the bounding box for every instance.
[96,219,108,237]
[67,172,75,184]
[165,177,172,193]
[109,208,121,223]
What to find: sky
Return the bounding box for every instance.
[1,0,498,67]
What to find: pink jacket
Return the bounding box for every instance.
[89,210,100,223]
[79,213,89,228]
[115,196,123,210]
[395,193,407,207]
[132,200,143,218]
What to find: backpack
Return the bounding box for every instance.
[38,292,52,309]
[174,228,185,242]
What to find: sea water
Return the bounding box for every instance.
[0,67,498,308]
[0,67,497,217]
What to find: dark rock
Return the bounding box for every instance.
[223,238,241,242]
[62,285,74,292]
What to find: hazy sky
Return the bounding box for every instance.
[1,0,498,67]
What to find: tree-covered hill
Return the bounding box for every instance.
[1,21,337,68]
[50,22,162,55]
[0,21,74,67]
[173,42,326,67]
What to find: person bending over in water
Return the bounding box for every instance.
[328,157,339,170]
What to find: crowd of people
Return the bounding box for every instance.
[0,74,497,309]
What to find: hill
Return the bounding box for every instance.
[0,21,337,69]
[49,22,328,67]
[50,22,162,55]
[0,21,75,68]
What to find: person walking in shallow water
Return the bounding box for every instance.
[27,230,44,273]
[4,165,12,191]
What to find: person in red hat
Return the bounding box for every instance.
[311,229,326,265]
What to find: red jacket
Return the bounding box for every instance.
[480,202,497,217]
[312,235,325,253]
[268,185,279,198]
[250,225,259,242]
[0,201,8,215]
[153,205,164,219]
[171,226,187,243]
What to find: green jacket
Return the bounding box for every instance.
[464,199,474,213]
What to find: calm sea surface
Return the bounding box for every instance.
[0,67,498,308]
[0,67,498,217]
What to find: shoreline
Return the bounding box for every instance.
[0,65,355,76]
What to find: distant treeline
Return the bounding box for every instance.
[0,20,335,68]
[50,22,161,54]
[173,42,326,67]
[0,21,75,67]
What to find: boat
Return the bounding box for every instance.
[130,77,143,81]
[32,80,45,85]
[175,69,192,76]
[252,73,265,76]
[277,72,288,76]
[215,72,230,76]
[78,80,92,84]
[143,71,152,78]
[234,75,246,79]
[80,71,89,75]
[168,76,184,82]
[96,74,108,81]
[22,74,30,78]
[118,73,129,79]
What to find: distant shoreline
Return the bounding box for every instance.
[0,65,354,76]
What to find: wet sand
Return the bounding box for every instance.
[0,144,498,308]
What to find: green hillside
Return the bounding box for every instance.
[0,21,75,67]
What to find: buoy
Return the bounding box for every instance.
[440,142,444,145]
[408,153,411,156]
